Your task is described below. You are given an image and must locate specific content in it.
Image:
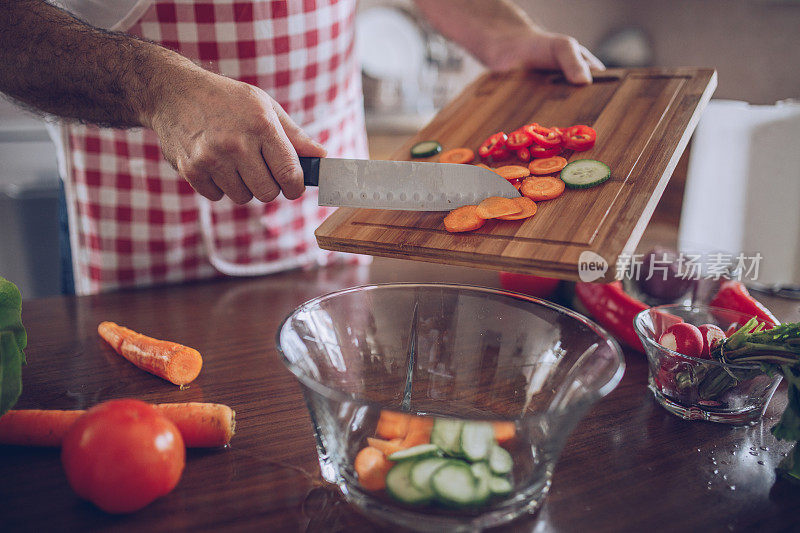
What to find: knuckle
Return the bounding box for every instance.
[253,182,281,203]
[270,159,302,185]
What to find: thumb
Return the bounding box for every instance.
[272,101,327,158]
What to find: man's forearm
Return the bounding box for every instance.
[413,0,541,68]
[0,0,201,128]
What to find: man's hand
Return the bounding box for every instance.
[148,71,325,204]
[414,0,604,84]
[0,0,321,204]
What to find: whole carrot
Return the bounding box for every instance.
[0,402,235,448]
[97,321,202,386]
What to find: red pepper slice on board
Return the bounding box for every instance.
[709,281,779,329]
[506,129,534,150]
[515,147,531,162]
[478,132,508,158]
[488,146,511,162]
[524,123,562,149]
[563,125,597,151]
[551,127,567,143]
[529,144,562,159]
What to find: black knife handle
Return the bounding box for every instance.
[300,157,320,187]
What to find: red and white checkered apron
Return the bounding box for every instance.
[58,0,369,295]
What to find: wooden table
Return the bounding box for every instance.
[3,259,800,532]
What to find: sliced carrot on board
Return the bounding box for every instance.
[367,437,405,457]
[97,321,203,386]
[494,165,530,181]
[497,196,537,221]
[493,421,516,444]
[376,410,411,440]
[354,446,394,491]
[476,196,522,219]
[520,176,566,201]
[474,163,492,171]
[401,416,434,448]
[529,156,568,175]
[439,147,475,164]
[444,205,485,233]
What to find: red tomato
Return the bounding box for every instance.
[61,399,185,514]
[499,272,561,299]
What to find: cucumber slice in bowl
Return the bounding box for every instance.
[410,457,450,494]
[431,418,464,456]
[560,159,611,189]
[388,443,440,462]
[410,140,442,158]
[460,422,495,462]
[430,462,483,507]
[386,460,431,505]
[488,444,513,475]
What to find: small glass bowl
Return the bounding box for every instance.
[277,283,624,531]
[634,304,783,425]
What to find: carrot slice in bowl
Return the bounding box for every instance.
[497,196,537,220]
[520,176,565,201]
[493,165,530,181]
[440,147,475,164]
[529,156,568,175]
[444,205,485,233]
[476,196,522,219]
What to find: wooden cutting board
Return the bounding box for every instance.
[316,67,716,281]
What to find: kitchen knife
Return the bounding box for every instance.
[299,157,519,211]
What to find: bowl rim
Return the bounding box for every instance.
[275,282,626,417]
[633,303,770,369]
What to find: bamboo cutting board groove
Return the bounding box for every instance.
[316,67,717,280]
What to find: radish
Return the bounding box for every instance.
[658,322,704,358]
[697,324,726,358]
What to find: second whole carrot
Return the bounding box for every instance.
[97,321,203,386]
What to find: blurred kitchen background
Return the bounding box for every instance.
[2,0,799,297]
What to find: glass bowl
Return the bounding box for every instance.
[276,283,624,531]
[634,304,783,425]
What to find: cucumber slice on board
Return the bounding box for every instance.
[388,443,440,462]
[460,422,495,462]
[386,460,431,505]
[488,444,513,475]
[410,140,442,158]
[559,159,611,189]
[431,418,464,456]
[430,462,481,506]
[410,457,451,494]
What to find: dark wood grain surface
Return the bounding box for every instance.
[2,259,800,533]
[316,68,716,281]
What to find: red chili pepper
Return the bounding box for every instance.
[709,281,779,328]
[563,125,597,151]
[529,144,562,159]
[524,123,562,149]
[478,132,508,158]
[515,147,531,162]
[488,147,511,162]
[575,281,649,351]
[506,129,534,150]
